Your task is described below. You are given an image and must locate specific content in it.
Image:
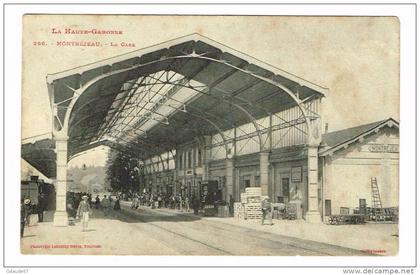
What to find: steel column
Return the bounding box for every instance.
[305,143,321,223]
[225,158,234,201]
[53,131,69,226]
[259,152,270,197]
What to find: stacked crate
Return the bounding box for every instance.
[237,187,263,220]
[240,193,247,204]
[245,203,262,220]
[245,187,262,198]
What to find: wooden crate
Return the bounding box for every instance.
[245,187,262,197]
[234,202,243,211]
[234,202,245,219]
[246,212,262,220]
[247,196,261,204]
[240,193,247,203]
[245,202,262,220]
[245,202,261,210]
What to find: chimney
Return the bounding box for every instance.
[324,123,329,134]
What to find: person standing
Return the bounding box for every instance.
[77,195,91,232]
[150,194,155,209]
[192,195,200,215]
[101,195,110,216]
[113,196,121,211]
[20,199,28,238]
[88,194,92,207]
[261,197,274,225]
[24,199,32,226]
[67,202,77,226]
[157,194,162,208]
[37,193,46,222]
[229,195,235,217]
[131,194,138,209]
[179,195,184,212]
[95,195,100,209]
[185,196,190,212]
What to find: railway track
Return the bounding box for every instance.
[114,204,368,256]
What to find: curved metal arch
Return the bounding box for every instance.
[68,110,110,135]
[60,55,263,148]
[108,130,172,160]
[104,135,167,169]
[194,55,318,145]
[126,84,236,151]
[61,56,186,133]
[100,119,177,154]
[67,92,124,127]
[59,53,319,154]
[68,140,146,162]
[142,78,263,150]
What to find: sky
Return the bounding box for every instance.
[21,15,400,167]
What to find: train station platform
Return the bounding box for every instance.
[20,210,179,255]
[20,204,398,256]
[122,203,399,256]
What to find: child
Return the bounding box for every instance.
[67,203,76,226]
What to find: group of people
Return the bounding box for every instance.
[95,194,121,215]
[20,190,275,237]
[66,192,122,231]
[130,192,202,215]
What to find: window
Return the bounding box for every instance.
[179,155,183,169]
[325,200,331,216]
[282,178,290,202]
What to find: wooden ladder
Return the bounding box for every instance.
[371,177,384,221]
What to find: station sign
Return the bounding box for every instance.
[368,144,399,153]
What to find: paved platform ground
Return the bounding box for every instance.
[20,204,397,256]
[129,204,398,256]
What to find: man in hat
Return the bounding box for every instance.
[20,199,28,238]
[77,195,91,232]
[24,199,32,227]
[37,193,46,223]
[261,196,274,226]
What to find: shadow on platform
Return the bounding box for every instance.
[38,207,202,225]
[101,208,202,223]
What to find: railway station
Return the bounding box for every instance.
[20,34,399,255]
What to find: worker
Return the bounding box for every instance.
[261,196,274,225]
[229,195,235,217]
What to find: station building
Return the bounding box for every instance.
[21,34,399,224]
[141,117,399,222]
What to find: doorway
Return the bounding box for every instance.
[282,178,290,203]
[245,179,251,188]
